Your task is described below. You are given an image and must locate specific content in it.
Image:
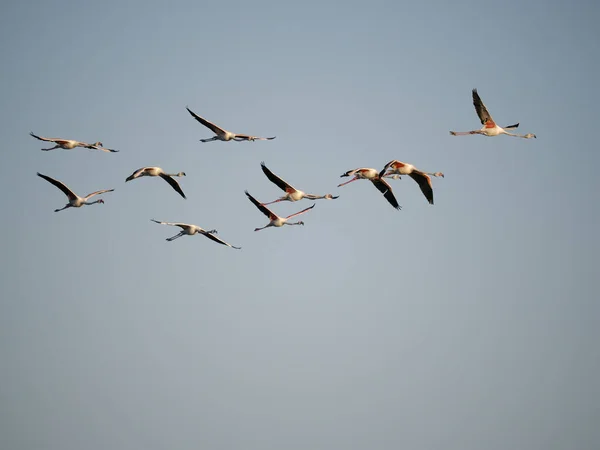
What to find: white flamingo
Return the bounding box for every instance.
[379,160,444,205]
[37,172,114,212]
[186,106,276,142]
[338,168,401,210]
[245,191,315,231]
[260,162,339,205]
[125,167,187,199]
[449,89,536,138]
[151,220,241,249]
[30,132,118,152]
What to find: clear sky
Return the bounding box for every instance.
[1,0,599,449]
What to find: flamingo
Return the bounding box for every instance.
[186,106,276,142]
[379,160,444,205]
[150,220,241,249]
[30,132,119,152]
[260,162,339,205]
[37,172,114,212]
[245,191,315,231]
[125,167,187,199]
[337,168,401,210]
[449,89,536,139]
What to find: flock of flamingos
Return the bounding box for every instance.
[33,89,536,250]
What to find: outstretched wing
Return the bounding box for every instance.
[159,174,186,199]
[186,107,226,135]
[30,132,68,144]
[201,231,241,249]
[245,190,277,220]
[84,189,114,200]
[285,203,315,219]
[37,172,78,200]
[409,172,434,205]
[150,219,192,230]
[371,179,401,210]
[260,162,296,193]
[472,89,495,125]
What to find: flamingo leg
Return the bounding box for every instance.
[54,204,71,212]
[166,232,185,241]
[200,136,219,143]
[337,177,358,187]
[449,131,478,136]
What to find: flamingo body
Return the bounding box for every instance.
[125,166,187,199]
[186,107,276,142]
[338,168,401,210]
[245,190,315,231]
[260,162,339,205]
[449,89,536,139]
[151,220,241,249]
[37,172,114,212]
[380,160,444,205]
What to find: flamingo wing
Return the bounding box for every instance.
[186,107,226,135]
[472,89,495,125]
[371,178,401,210]
[284,203,315,220]
[409,172,434,205]
[30,132,70,144]
[260,162,296,193]
[201,231,241,249]
[84,189,114,200]
[245,190,277,220]
[158,174,186,199]
[151,219,189,229]
[37,172,78,201]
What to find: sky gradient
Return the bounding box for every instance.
[1,1,599,449]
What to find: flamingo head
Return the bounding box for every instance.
[525,134,536,139]
[434,172,445,178]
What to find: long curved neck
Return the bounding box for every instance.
[165,172,184,177]
[285,221,303,226]
[85,199,102,205]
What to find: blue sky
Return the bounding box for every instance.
[1,1,599,449]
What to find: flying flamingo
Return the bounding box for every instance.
[150,220,241,249]
[260,162,339,205]
[245,191,315,231]
[37,172,114,212]
[337,168,401,210]
[125,167,187,199]
[30,132,119,152]
[186,106,276,142]
[449,89,536,139]
[379,160,444,205]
